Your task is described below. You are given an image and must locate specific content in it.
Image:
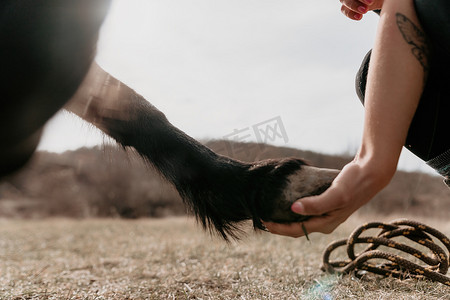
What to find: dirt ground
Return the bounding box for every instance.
[1,215,449,299]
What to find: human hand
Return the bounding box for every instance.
[340,0,384,20]
[263,160,392,238]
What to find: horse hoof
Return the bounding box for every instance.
[269,166,340,223]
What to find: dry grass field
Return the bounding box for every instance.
[1,215,450,300]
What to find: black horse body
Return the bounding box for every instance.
[0,0,338,240]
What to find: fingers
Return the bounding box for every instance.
[264,221,307,238]
[341,5,363,21]
[264,182,350,238]
[263,190,348,238]
[340,0,373,20]
[264,215,341,238]
[300,215,344,234]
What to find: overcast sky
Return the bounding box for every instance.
[37,0,436,174]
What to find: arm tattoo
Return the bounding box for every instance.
[395,13,430,75]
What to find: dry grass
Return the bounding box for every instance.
[1,216,449,299]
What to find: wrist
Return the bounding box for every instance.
[352,151,397,189]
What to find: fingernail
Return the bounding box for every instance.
[291,202,304,214]
[357,6,367,13]
[365,0,374,4]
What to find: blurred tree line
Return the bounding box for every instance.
[0,146,182,218]
[1,141,449,219]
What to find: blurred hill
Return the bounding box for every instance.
[1,140,449,219]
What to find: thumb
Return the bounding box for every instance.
[291,196,321,216]
[291,189,336,216]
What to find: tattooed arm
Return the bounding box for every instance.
[264,0,429,237]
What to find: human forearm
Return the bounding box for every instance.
[264,0,430,237]
[356,0,428,184]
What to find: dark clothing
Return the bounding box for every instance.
[355,1,450,186]
[414,0,450,186]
